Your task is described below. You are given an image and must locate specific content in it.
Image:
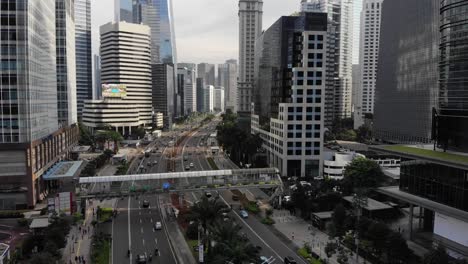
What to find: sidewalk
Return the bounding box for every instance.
[62,198,116,264]
[272,209,369,264]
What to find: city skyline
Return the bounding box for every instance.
[91,0,299,64]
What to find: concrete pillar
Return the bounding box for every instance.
[129,126,132,135]
[409,204,414,240]
[418,206,423,229]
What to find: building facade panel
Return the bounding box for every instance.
[373,0,439,144]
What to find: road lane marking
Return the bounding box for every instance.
[140,219,142,224]
[155,238,157,244]
[142,239,145,246]
[151,218,153,223]
[141,227,144,234]
[128,197,132,264]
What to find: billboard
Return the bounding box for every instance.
[102,84,127,98]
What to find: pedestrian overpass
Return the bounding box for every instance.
[78,168,283,199]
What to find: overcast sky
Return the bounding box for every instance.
[91,0,299,65]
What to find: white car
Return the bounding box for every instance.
[155,221,162,230]
[189,162,194,168]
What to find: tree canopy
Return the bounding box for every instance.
[342,157,385,194]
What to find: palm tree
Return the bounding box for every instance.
[187,197,227,232]
[207,220,260,263]
[107,130,123,153]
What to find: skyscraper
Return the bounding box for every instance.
[114,0,135,23]
[301,0,354,126]
[238,0,263,129]
[354,0,383,129]
[252,12,327,178]
[115,0,178,126]
[177,66,196,115]
[135,0,177,64]
[373,0,439,144]
[214,87,225,112]
[153,64,175,128]
[197,63,215,86]
[218,60,238,112]
[57,0,77,126]
[435,1,468,151]
[83,22,152,133]
[93,54,101,99]
[75,0,92,118]
[196,78,205,113]
[0,0,79,208]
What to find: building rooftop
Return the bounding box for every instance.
[29,218,50,229]
[311,211,333,219]
[343,196,393,211]
[370,145,468,170]
[42,161,84,180]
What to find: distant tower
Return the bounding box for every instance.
[75,0,92,118]
[238,0,263,130]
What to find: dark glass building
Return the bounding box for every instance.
[153,64,175,129]
[435,0,468,152]
[400,160,468,212]
[373,0,440,144]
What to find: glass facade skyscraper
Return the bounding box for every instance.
[75,0,92,117]
[56,0,77,126]
[0,0,79,208]
[117,0,177,64]
[436,0,468,151]
[373,0,439,144]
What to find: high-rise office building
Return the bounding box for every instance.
[238,0,263,128]
[57,0,78,126]
[373,0,439,144]
[352,0,363,65]
[135,0,177,64]
[252,12,327,178]
[301,0,354,126]
[196,78,205,113]
[218,60,238,112]
[115,0,178,126]
[83,22,152,133]
[153,64,175,128]
[214,87,225,112]
[197,63,215,86]
[93,54,101,99]
[114,0,135,23]
[203,85,215,113]
[75,0,92,118]
[353,0,383,129]
[177,66,196,115]
[435,1,468,152]
[0,0,79,208]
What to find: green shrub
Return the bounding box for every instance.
[261,217,275,225]
[245,202,259,214]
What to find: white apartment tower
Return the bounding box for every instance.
[354,0,383,128]
[238,0,263,123]
[301,0,354,125]
[82,22,152,134]
[214,87,226,112]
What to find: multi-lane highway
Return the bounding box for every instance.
[111,117,303,264]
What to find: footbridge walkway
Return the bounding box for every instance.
[78,168,282,199]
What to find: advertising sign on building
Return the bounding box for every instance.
[102,84,127,98]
